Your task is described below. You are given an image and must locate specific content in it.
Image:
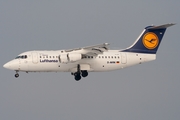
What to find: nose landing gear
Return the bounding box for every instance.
[15,71,19,78]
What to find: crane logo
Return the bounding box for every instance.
[143,32,159,49]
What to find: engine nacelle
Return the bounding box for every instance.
[68,53,82,62]
[59,53,69,63]
[59,53,82,63]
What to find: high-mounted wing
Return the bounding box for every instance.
[65,43,110,56]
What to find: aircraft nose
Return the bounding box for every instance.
[3,60,19,70]
[3,62,11,69]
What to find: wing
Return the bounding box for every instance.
[65,43,109,56]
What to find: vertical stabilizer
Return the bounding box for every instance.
[122,23,175,54]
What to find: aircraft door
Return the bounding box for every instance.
[121,53,127,64]
[32,52,38,64]
[18,58,21,70]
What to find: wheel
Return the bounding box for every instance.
[15,73,19,78]
[74,72,81,81]
[74,75,81,81]
[81,70,88,77]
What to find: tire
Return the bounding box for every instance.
[15,74,19,78]
[81,70,88,77]
[75,75,81,81]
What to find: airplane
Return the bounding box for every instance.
[3,23,175,81]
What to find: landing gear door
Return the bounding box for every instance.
[121,53,127,64]
[70,64,90,73]
[32,52,38,64]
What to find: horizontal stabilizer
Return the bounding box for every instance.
[146,23,175,30]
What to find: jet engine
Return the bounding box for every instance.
[59,53,82,63]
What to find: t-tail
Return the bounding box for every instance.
[122,23,175,54]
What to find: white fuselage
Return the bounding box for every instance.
[5,50,156,73]
[3,23,174,80]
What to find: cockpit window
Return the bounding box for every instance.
[15,56,21,59]
[15,55,27,59]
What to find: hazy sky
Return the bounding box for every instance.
[0,1,180,120]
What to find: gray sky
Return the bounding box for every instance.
[0,1,180,120]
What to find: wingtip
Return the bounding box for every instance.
[104,43,109,45]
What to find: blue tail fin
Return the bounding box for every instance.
[122,23,175,54]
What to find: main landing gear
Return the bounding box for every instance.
[15,71,19,78]
[72,64,88,81]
